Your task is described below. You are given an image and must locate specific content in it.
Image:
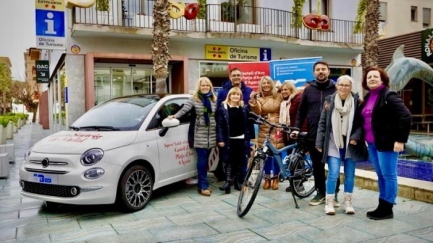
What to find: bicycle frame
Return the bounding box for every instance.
[256,133,298,180]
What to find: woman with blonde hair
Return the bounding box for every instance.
[216,87,250,193]
[169,77,217,196]
[316,75,367,215]
[249,76,284,190]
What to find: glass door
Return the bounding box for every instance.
[132,69,153,94]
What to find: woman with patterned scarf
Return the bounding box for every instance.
[316,75,367,215]
[169,77,217,196]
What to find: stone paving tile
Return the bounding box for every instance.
[250,221,321,241]
[205,213,272,233]
[149,223,218,242]
[193,229,267,243]
[358,234,431,243]
[149,196,198,209]
[0,216,46,230]
[299,225,373,243]
[179,199,236,213]
[167,211,227,226]
[393,210,433,228]
[2,235,51,243]
[0,227,17,241]
[252,207,317,224]
[0,210,18,221]
[19,208,43,218]
[50,225,118,242]
[77,212,138,229]
[112,216,175,234]
[0,201,44,213]
[346,215,420,237]
[406,226,433,242]
[301,214,360,230]
[132,204,189,220]
[16,219,80,238]
[86,229,157,243]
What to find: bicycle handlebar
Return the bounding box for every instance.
[249,112,300,133]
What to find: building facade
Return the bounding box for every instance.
[44,0,365,129]
[378,0,433,38]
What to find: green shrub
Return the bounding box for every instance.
[0,117,9,128]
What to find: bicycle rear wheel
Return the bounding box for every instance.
[237,156,265,217]
[290,156,315,198]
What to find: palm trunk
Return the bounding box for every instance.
[363,0,380,70]
[152,0,171,94]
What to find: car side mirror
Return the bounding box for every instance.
[159,127,169,137]
[162,118,180,128]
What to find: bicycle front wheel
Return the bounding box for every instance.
[291,156,315,198]
[237,156,265,217]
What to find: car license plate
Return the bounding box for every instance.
[29,173,58,184]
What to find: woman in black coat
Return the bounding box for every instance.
[360,67,412,220]
[216,87,250,194]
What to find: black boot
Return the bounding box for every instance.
[233,171,243,191]
[219,164,232,194]
[367,199,394,220]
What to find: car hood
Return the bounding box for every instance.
[32,131,138,154]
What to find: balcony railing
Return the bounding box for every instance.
[73,2,363,45]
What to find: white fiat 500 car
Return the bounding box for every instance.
[19,94,221,211]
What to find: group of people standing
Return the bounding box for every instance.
[169,61,412,221]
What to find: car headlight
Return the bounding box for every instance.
[24,148,32,161]
[80,148,104,166]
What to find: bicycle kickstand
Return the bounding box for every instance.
[289,179,300,209]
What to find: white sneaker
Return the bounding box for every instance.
[325,194,335,215]
[344,193,355,214]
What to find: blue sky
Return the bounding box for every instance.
[0,0,36,80]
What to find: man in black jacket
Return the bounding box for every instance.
[292,61,340,206]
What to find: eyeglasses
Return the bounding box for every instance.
[337,84,351,88]
[231,74,241,77]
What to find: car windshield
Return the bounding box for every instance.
[71,95,160,131]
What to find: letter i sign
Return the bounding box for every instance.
[36,9,65,37]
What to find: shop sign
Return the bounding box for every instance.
[205,45,271,61]
[422,28,433,64]
[36,60,50,83]
[35,0,66,50]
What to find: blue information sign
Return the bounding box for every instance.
[259,48,272,61]
[270,57,322,87]
[35,9,65,49]
[36,9,65,37]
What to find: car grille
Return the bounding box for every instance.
[21,181,80,197]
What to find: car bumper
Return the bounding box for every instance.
[19,153,123,205]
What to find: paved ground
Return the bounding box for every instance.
[1,124,433,243]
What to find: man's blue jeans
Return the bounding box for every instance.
[367,143,398,204]
[326,156,355,194]
[195,148,210,190]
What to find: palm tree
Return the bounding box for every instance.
[151,0,171,93]
[354,0,380,70]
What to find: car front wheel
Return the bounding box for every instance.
[118,165,153,212]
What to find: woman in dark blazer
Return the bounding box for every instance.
[360,67,412,220]
[216,87,250,194]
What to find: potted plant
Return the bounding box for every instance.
[0,117,7,144]
[96,0,110,25]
